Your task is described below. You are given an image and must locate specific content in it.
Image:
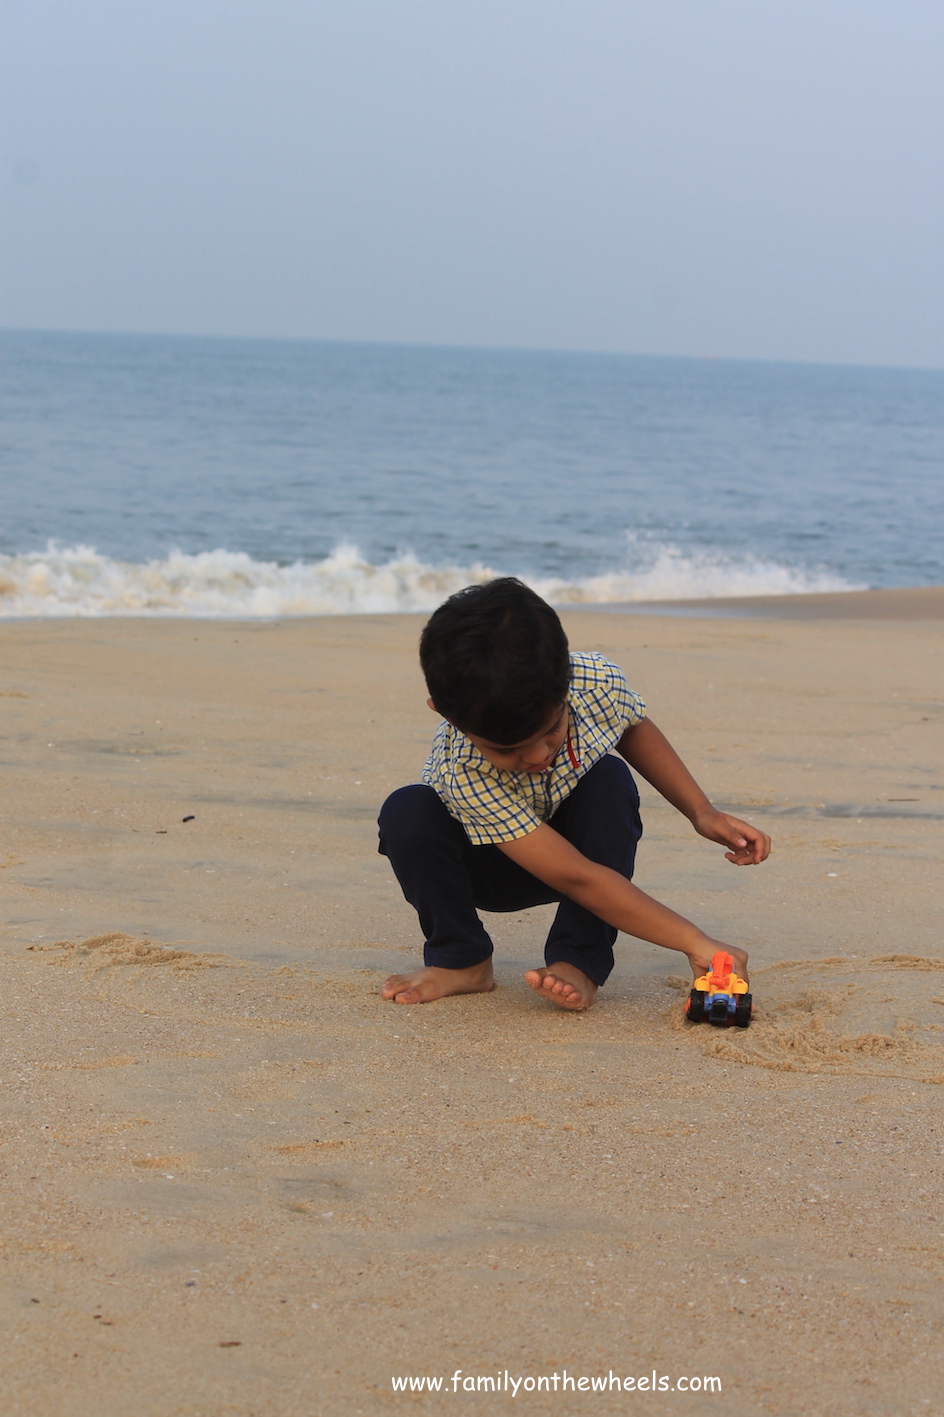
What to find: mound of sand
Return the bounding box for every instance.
[678,955,944,1082]
[27,931,230,973]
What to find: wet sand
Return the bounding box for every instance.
[1,599,943,1415]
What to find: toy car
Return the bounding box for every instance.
[686,950,752,1028]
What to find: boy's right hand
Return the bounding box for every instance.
[691,807,770,865]
[686,942,750,987]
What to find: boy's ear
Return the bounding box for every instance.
[427,698,456,726]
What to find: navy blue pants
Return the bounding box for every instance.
[377,754,642,986]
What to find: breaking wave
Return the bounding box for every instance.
[0,542,859,618]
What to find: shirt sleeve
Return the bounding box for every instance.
[573,652,646,738]
[619,679,647,732]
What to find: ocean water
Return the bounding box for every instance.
[1,329,942,617]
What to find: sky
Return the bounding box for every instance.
[2,0,942,367]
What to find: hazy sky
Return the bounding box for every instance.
[2,0,942,366]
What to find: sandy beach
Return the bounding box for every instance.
[2,593,943,1416]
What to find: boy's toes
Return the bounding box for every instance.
[392,989,420,1004]
[525,965,597,1011]
[381,972,423,1003]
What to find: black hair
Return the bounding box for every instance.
[419,578,571,744]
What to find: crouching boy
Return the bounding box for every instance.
[378,578,769,1009]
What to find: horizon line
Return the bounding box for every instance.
[2,324,942,378]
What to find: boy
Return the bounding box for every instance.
[378,578,769,1010]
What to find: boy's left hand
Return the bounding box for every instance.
[691,808,771,865]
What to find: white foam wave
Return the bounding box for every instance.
[0,542,859,618]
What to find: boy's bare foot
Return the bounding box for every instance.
[524,962,598,1011]
[381,960,495,1005]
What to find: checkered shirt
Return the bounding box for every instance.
[422,651,646,846]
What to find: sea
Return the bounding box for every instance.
[1,329,942,617]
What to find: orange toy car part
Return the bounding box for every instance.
[685,950,752,1028]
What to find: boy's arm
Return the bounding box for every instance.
[498,825,744,979]
[617,717,770,865]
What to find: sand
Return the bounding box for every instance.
[1,597,942,1416]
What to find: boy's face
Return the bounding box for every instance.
[429,699,570,775]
